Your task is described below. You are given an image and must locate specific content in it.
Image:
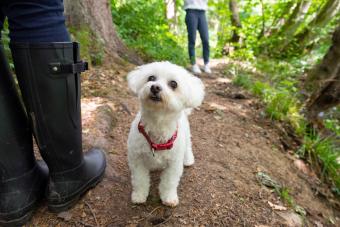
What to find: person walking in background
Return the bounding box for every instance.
[184,0,211,74]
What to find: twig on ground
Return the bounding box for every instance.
[154,214,173,226]
[121,102,132,115]
[136,206,162,223]
[85,201,99,227]
[64,219,96,227]
[77,220,96,227]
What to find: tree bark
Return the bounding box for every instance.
[279,0,312,38]
[267,1,296,36]
[295,0,340,46]
[305,26,340,123]
[229,0,242,43]
[257,0,266,39]
[274,0,312,52]
[64,0,142,64]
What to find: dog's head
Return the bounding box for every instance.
[127,61,205,112]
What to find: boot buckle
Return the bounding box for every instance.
[49,61,89,75]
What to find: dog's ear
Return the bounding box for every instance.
[127,66,145,95]
[185,75,205,108]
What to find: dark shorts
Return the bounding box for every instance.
[0,0,70,42]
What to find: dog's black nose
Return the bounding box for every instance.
[150,85,162,94]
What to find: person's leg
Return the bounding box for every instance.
[4,0,106,213]
[0,8,48,226]
[198,10,211,73]
[185,10,200,69]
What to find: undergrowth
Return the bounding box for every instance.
[111,0,188,65]
[1,20,13,70]
[232,57,340,195]
[68,27,105,66]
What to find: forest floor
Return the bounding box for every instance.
[29,60,339,227]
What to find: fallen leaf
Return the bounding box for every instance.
[268,201,287,211]
[57,211,73,221]
[208,102,227,111]
[293,159,311,175]
[329,217,335,224]
[215,77,232,84]
[213,115,222,120]
[276,211,303,227]
[313,220,323,227]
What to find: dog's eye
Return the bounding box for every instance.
[169,80,177,89]
[148,75,156,82]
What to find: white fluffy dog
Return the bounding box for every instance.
[127,61,205,207]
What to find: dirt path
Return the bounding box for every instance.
[30,62,339,226]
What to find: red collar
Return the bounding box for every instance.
[138,121,178,152]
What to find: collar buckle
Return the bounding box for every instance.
[138,121,178,153]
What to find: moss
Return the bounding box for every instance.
[68,26,105,66]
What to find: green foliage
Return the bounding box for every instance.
[251,80,270,97]
[322,107,340,137]
[68,27,104,66]
[209,0,339,59]
[232,56,340,193]
[232,73,252,89]
[229,48,255,61]
[233,61,302,123]
[298,133,340,190]
[209,0,231,56]
[265,90,295,121]
[1,20,14,70]
[111,0,187,65]
[278,187,295,207]
[325,119,340,136]
[110,0,338,63]
[275,186,306,217]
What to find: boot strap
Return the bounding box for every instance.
[49,61,88,75]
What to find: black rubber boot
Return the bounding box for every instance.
[9,42,106,212]
[0,42,48,226]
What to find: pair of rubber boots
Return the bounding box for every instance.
[0,41,106,226]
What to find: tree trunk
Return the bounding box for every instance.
[64,0,142,64]
[222,0,242,55]
[257,0,266,39]
[279,0,312,38]
[295,0,340,46]
[305,26,340,123]
[164,0,178,33]
[229,0,242,44]
[274,0,312,52]
[267,1,296,36]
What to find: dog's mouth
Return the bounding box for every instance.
[149,94,162,102]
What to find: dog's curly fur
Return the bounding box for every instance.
[127,61,205,207]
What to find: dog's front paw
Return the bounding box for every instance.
[184,149,195,167]
[131,191,147,204]
[183,158,195,167]
[161,194,179,207]
[162,198,179,207]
